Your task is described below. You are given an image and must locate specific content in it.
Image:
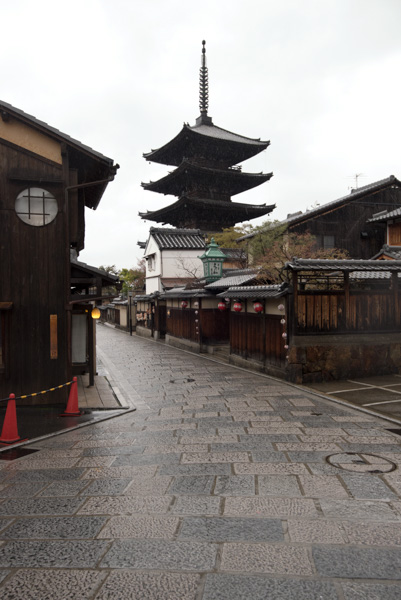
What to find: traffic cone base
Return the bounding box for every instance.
[60,377,83,417]
[0,395,28,445]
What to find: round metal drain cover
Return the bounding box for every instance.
[326,452,397,474]
[169,378,195,384]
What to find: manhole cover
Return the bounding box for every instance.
[326,452,397,474]
[169,378,195,384]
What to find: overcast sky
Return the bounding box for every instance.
[2,0,401,269]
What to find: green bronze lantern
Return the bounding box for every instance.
[199,238,226,282]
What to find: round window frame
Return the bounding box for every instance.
[15,187,58,227]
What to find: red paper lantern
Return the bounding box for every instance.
[253,301,263,313]
[181,300,188,309]
[218,302,226,311]
[233,302,242,313]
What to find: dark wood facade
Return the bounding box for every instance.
[230,311,286,368]
[0,101,118,404]
[287,180,401,259]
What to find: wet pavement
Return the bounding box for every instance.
[0,323,400,598]
[307,375,401,421]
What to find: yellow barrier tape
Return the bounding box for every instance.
[0,380,74,404]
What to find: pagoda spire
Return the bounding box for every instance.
[197,40,212,125]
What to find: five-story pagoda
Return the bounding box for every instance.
[140,41,275,232]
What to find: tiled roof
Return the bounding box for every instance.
[285,258,401,272]
[371,245,401,260]
[161,288,212,298]
[217,284,287,299]
[238,175,401,241]
[189,123,269,146]
[368,207,401,223]
[139,197,275,223]
[0,100,114,165]
[149,228,206,250]
[205,269,258,289]
[161,277,198,289]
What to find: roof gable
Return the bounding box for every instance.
[149,227,206,251]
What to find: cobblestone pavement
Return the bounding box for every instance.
[0,324,401,599]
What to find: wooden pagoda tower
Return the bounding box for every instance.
[140,41,275,232]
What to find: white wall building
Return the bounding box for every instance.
[143,228,206,294]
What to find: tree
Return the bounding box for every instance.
[119,259,146,294]
[99,264,119,276]
[212,224,254,248]
[252,229,350,283]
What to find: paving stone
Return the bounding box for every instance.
[98,515,179,539]
[6,458,81,470]
[75,456,116,468]
[320,499,400,521]
[214,475,255,496]
[0,568,107,600]
[169,476,215,495]
[340,473,398,500]
[251,451,288,463]
[5,468,86,482]
[111,453,181,467]
[1,516,107,539]
[143,444,208,454]
[39,481,90,497]
[179,435,239,444]
[287,451,331,463]
[239,434,299,443]
[224,497,318,517]
[159,464,231,476]
[80,479,132,496]
[78,495,172,515]
[0,497,85,516]
[313,546,401,579]
[202,574,339,600]
[82,465,157,479]
[258,475,302,497]
[0,482,48,497]
[0,540,109,568]
[181,452,249,464]
[299,475,349,499]
[100,539,217,570]
[179,516,284,542]
[276,443,342,451]
[234,463,309,475]
[246,426,303,435]
[341,582,401,600]
[287,519,346,543]
[171,496,221,515]
[0,569,10,584]
[211,441,274,451]
[342,521,401,546]
[81,445,145,457]
[221,542,314,575]
[124,477,173,496]
[95,571,200,600]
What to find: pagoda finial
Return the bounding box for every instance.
[199,40,209,116]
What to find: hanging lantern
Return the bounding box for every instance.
[284,344,289,349]
[278,304,285,312]
[218,301,226,311]
[280,318,286,325]
[282,332,287,339]
[181,301,188,309]
[91,307,101,320]
[253,301,263,313]
[233,302,242,313]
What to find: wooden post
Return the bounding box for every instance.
[344,272,350,330]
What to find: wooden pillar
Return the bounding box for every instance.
[344,272,350,329]
[88,311,95,387]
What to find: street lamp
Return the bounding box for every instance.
[128,291,133,336]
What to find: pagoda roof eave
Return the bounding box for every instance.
[142,161,273,197]
[139,196,275,227]
[143,123,270,167]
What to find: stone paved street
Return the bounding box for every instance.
[0,324,401,598]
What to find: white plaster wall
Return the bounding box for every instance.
[162,250,203,278]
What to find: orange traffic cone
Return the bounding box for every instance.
[60,377,83,417]
[0,394,28,445]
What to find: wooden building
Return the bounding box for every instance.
[0,100,119,404]
[239,175,401,259]
[140,41,275,232]
[217,259,401,384]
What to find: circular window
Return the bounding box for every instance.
[15,187,58,226]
